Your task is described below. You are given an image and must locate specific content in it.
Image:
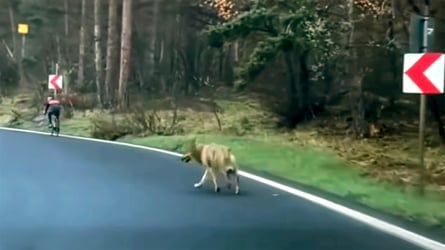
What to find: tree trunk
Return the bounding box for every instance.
[64,0,69,36]
[233,40,239,62]
[117,0,133,109]
[158,37,167,94]
[218,47,224,81]
[298,50,310,118]
[348,68,367,138]
[429,0,445,145]
[428,96,445,145]
[148,0,160,78]
[283,52,299,128]
[62,0,73,71]
[8,0,17,59]
[105,0,119,108]
[94,0,103,108]
[223,44,234,85]
[56,30,63,60]
[346,0,367,138]
[77,0,87,86]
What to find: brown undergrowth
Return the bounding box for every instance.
[285,118,445,192]
[2,91,444,193]
[115,95,445,192]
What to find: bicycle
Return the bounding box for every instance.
[49,114,60,136]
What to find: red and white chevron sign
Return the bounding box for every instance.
[48,74,63,90]
[403,53,444,94]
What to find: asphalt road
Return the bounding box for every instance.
[0,129,439,250]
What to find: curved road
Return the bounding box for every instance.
[0,129,443,250]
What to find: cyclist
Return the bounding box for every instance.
[43,96,61,128]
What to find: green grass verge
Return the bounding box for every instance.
[119,134,445,230]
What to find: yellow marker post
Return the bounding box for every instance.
[17,23,29,87]
[17,23,29,59]
[17,23,29,35]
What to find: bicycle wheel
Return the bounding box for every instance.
[56,118,60,135]
[49,115,57,136]
[54,117,60,136]
[50,118,55,135]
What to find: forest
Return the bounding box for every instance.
[1,0,445,234]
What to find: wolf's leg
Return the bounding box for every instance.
[209,169,220,193]
[226,169,240,195]
[223,170,232,190]
[234,175,240,195]
[194,168,209,188]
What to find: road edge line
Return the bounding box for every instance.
[1,126,444,250]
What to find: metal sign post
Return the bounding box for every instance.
[418,0,430,195]
[55,63,59,98]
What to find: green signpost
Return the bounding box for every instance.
[409,13,434,53]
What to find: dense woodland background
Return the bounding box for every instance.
[1,0,445,140]
[3,0,445,232]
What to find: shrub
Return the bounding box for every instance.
[125,107,181,136]
[90,115,129,141]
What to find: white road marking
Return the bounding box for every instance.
[1,126,444,250]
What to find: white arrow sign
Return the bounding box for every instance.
[48,74,63,90]
[403,53,444,94]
